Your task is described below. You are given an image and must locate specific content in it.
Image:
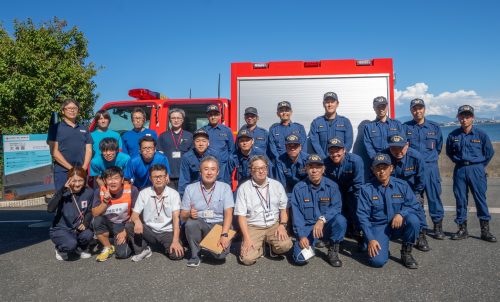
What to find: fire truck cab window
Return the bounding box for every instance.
[168,104,212,133]
[106,106,152,135]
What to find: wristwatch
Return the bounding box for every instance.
[220,233,229,237]
[318,216,327,223]
[279,222,287,227]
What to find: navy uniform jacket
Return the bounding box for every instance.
[324,153,365,196]
[274,151,309,197]
[239,125,269,152]
[357,177,425,242]
[386,147,425,195]
[202,123,235,163]
[157,129,193,179]
[446,126,494,167]
[178,148,219,196]
[231,146,270,184]
[404,119,443,163]
[47,187,94,230]
[268,122,307,160]
[309,115,354,157]
[291,177,343,238]
[363,118,404,159]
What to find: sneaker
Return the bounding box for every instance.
[96,246,115,262]
[75,247,92,259]
[55,249,68,261]
[186,257,201,267]
[131,246,152,262]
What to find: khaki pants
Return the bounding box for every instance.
[240,222,293,265]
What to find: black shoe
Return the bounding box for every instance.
[315,240,325,248]
[415,230,431,252]
[480,220,497,242]
[451,222,468,240]
[400,243,418,269]
[327,242,342,267]
[433,221,446,240]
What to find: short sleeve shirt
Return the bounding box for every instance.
[133,186,181,233]
[181,181,234,224]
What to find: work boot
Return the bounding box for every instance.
[415,230,431,252]
[327,242,342,267]
[450,222,468,240]
[480,220,497,243]
[400,243,418,269]
[433,220,446,240]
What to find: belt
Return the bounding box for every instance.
[458,161,479,167]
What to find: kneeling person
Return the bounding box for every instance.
[357,153,426,269]
[181,156,234,267]
[235,155,292,265]
[126,164,184,262]
[92,167,139,261]
[291,154,347,267]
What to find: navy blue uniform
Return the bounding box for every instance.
[324,153,364,227]
[157,129,193,188]
[387,148,425,196]
[178,149,219,197]
[309,115,353,158]
[357,177,425,267]
[47,187,94,254]
[202,124,235,185]
[239,125,269,153]
[47,121,93,190]
[446,126,494,224]
[291,177,347,264]
[274,151,309,201]
[231,146,269,185]
[268,122,307,161]
[363,118,404,159]
[404,119,444,223]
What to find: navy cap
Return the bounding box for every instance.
[277,101,292,110]
[388,134,407,147]
[457,105,474,115]
[327,137,344,149]
[244,107,258,116]
[285,134,301,145]
[193,128,209,139]
[410,98,425,109]
[372,153,392,167]
[323,92,338,102]
[237,129,253,139]
[306,154,324,165]
[373,96,388,106]
[206,104,220,113]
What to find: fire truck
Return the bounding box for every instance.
[94,58,395,147]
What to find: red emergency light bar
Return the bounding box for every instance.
[128,88,161,100]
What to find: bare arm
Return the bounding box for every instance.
[82,144,92,170]
[48,141,73,170]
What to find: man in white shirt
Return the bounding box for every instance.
[235,155,292,265]
[126,164,184,262]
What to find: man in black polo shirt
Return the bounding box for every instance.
[47,99,93,190]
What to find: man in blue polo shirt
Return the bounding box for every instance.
[90,138,131,188]
[310,92,354,157]
[124,136,170,190]
[269,101,307,161]
[121,107,158,158]
[238,107,269,152]
[48,99,93,190]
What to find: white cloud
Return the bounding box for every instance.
[395,83,500,117]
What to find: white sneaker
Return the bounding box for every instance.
[131,246,152,262]
[75,248,92,259]
[55,249,68,261]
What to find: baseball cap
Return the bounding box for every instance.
[237,129,253,140]
[410,98,425,109]
[285,134,300,145]
[457,105,474,115]
[327,137,344,149]
[372,153,392,167]
[277,101,292,110]
[373,96,388,106]
[306,154,324,165]
[193,128,209,139]
[323,92,338,102]
[206,104,220,113]
[388,134,407,147]
[244,107,258,116]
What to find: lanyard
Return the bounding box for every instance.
[153,195,166,217]
[70,191,84,225]
[200,182,216,208]
[170,129,183,150]
[254,183,270,211]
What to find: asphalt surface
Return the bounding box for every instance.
[1,180,500,301]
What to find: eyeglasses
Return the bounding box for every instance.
[64,107,79,111]
[141,146,155,151]
[151,175,167,180]
[251,166,268,172]
[170,117,183,120]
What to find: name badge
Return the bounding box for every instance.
[81,200,87,208]
[203,210,215,218]
[153,215,165,223]
[264,211,275,223]
[172,151,181,158]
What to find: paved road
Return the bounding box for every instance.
[1,180,500,301]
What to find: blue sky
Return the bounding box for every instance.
[2,0,500,118]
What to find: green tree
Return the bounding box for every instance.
[0,17,99,134]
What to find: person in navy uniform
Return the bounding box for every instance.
[202,104,235,186]
[357,153,426,269]
[239,107,269,152]
[386,134,429,252]
[363,96,404,160]
[157,108,193,190]
[404,98,445,239]
[268,101,307,161]
[231,129,269,186]
[446,105,496,242]
[310,92,354,157]
[291,154,347,267]
[324,137,364,243]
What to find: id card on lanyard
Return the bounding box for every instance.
[255,183,275,223]
[153,195,169,223]
[171,130,183,158]
[201,182,216,219]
